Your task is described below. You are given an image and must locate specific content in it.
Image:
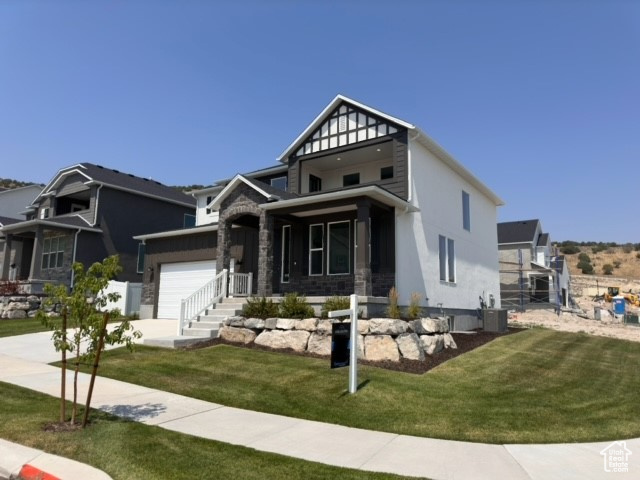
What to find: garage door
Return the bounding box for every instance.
[157,260,216,319]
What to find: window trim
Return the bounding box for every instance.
[308,223,324,276]
[281,225,291,283]
[439,234,456,284]
[327,220,351,275]
[41,236,65,270]
[205,195,213,215]
[462,190,471,232]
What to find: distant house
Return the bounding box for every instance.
[136,95,504,329]
[0,184,42,219]
[497,219,571,309]
[0,163,195,292]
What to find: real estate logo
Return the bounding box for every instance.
[600,441,632,473]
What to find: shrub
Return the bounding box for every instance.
[635,244,640,252]
[406,292,422,320]
[613,260,622,268]
[577,261,594,274]
[622,244,633,254]
[243,296,279,319]
[560,245,580,255]
[279,292,315,319]
[602,264,614,275]
[320,296,350,319]
[386,287,401,319]
[578,253,591,263]
[636,253,640,260]
[592,244,607,254]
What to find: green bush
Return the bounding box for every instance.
[560,245,581,255]
[386,287,401,319]
[320,296,350,319]
[592,244,607,254]
[243,296,279,319]
[577,261,594,274]
[578,253,591,263]
[613,261,622,269]
[602,264,614,275]
[279,292,315,319]
[623,244,633,254]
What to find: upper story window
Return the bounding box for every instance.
[343,173,360,187]
[40,208,50,219]
[184,214,196,228]
[270,176,288,192]
[381,166,393,180]
[309,174,322,192]
[462,191,471,231]
[41,236,65,270]
[205,196,213,215]
[439,235,456,283]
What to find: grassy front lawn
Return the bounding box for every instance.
[81,328,640,444]
[0,382,409,480]
[0,317,52,337]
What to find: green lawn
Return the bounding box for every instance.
[0,316,52,337]
[0,382,409,480]
[80,328,640,444]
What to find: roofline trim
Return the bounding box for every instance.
[133,223,218,241]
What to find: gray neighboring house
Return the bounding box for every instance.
[0,163,196,292]
[498,219,571,309]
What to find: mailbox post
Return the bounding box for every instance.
[328,294,358,394]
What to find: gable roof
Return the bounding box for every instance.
[0,216,21,227]
[208,174,297,211]
[497,219,541,244]
[276,94,503,207]
[33,163,195,208]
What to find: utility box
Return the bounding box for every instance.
[483,309,508,333]
[594,307,602,321]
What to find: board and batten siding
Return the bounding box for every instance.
[395,139,501,309]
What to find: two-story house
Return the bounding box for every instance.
[497,219,571,309]
[136,95,504,328]
[0,163,196,292]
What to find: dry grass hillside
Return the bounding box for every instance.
[558,245,640,280]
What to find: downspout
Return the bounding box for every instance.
[92,184,103,227]
[70,228,81,288]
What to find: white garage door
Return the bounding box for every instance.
[157,260,216,319]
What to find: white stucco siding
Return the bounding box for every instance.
[299,158,393,193]
[195,193,219,226]
[395,141,501,310]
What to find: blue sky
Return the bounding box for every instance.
[0,0,638,243]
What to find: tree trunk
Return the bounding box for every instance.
[71,341,80,425]
[60,309,67,423]
[82,313,108,428]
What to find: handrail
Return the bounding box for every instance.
[229,272,253,297]
[178,268,228,335]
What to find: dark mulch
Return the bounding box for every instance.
[183,327,523,375]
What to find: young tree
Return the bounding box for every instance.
[38,255,141,427]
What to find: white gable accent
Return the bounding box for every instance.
[208,174,278,211]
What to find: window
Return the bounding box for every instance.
[41,236,65,270]
[462,191,470,231]
[353,219,371,271]
[381,166,393,180]
[40,208,50,219]
[281,225,291,283]
[328,221,350,275]
[309,174,322,193]
[343,173,360,187]
[309,224,323,275]
[184,214,196,228]
[439,235,456,283]
[270,176,288,191]
[205,195,213,215]
[137,243,146,274]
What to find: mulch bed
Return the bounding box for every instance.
[183,327,523,375]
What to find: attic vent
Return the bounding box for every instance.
[338,115,347,133]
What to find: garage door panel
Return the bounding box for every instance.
[157,260,216,319]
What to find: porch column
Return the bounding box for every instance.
[257,211,274,296]
[29,226,44,280]
[355,200,372,296]
[216,220,232,273]
[1,234,12,280]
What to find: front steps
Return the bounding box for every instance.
[144,298,247,348]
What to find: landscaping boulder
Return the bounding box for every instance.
[264,317,278,329]
[357,319,370,335]
[255,330,310,352]
[294,318,318,331]
[443,333,457,349]
[306,333,331,356]
[364,335,400,362]
[276,318,296,330]
[357,334,365,359]
[6,309,27,319]
[316,319,334,335]
[243,317,265,329]
[227,316,245,327]
[7,302,30,311]
[420,334,444,355]
[412,318,448,334]
[219,326,256,344]
[396,333,425,361]
[369,318,408,336]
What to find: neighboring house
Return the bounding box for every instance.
[0,163,196,292]
[497,219,571,309]
[136,95,504,327]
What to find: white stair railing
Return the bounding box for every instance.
[229,272,253,297]
[178,269,228,335]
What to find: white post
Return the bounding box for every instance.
[348,294,358,394]
[248,272,253,296]
[178,300,186,336]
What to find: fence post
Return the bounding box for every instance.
[348,294,358,394]
[248,272,253,296]
[178,300,186,336]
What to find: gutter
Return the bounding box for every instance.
[71,228,81,287]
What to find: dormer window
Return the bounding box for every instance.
[205,196,213,215]
[40,208,50,219]
[270,176,288,192]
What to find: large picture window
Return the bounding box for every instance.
[309,224,324,276]
[281,225,291,283]
[328,221,350,275]
[439,235,456,283]
[41,236,65,270]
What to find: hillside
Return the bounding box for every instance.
[557,245,640,280]
[0,178,36,189]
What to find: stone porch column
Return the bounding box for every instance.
[257,211,274,296]
[1,234,13,280]
[29,226,44,280]
[216,220,232,273]
[355,200,372,296]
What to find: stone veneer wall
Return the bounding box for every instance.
[0,295,56,319]
[218,316,457,362]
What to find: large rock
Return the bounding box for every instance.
[421,334,444,355]
[255,330,310,352]
[306,333,331,356]
[364,335,400,362]
[219,326,256,344]
[443,333,457,349]
[243,317,265,329]
[368,318,408,336]
[264,317,278,329]
[6,309,27,319]
[276,318,297,330]
[316,319,334,335]
[412,318,448,334]
[357,319,369,335]
[7,302,30,311]
[294,318,318,331]
[396,333,425,361]
[227,316,245,327]
[357,334,365,360]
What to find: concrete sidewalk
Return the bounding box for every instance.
[1,320,639,479]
